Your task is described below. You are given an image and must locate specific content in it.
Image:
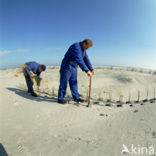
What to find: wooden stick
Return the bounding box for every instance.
[87,76,92,107]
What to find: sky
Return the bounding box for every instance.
[0,0,156,69]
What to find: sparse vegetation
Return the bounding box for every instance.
[146,87,149,100]
[14,73,19,77]
[143,87,149,102]
[98,86,102,100]
[126,88,131,104]
[131,68,135,72]
[137,89,140,101]
[119,90,123,103]
[13,65,156,106]
[107,88,112,102]
[117,88,123,107]
[153,87,156,100]
[128,89,131,102]
[153,71,156,75]
[66,90,70,98]
[105,88,112,106]
[135,89,140,103]
[139,69,143,73]
[52,82,56,96]
[116,75,133,83]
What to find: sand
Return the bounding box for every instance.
[0,66,156,156]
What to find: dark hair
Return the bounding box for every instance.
[40,65,46,71]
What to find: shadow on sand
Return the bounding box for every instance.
[7,88,89,107]
[0,144,8,156]
[7,88,58,103]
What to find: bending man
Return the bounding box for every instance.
[23,61,46,97]
[58,39,95,104]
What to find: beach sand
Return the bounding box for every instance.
[0,66,156,156]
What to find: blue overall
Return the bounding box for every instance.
[58,42,93,101]
[24,61,41,93]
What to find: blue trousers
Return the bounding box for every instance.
[58,68,79,101]
[25,76,34,93]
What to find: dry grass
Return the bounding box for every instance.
[148,71,152,74]
[128,89,131,102]
[110,66,114,70]
[137,89,140,102]
[153,71,156,75]
[146,87,149,100]
[143,87,149,102]
[66,90,70,98]
[116,88,124,107]
[41,79,49,93]
[52,82,56,96]
[98,86,102,100]
[14,73,19,77]
[118,88,123,103]
[131,68,135,72]
[153,87,156,99]
[107,88,112,102]
[105,87,112,106]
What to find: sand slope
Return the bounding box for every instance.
[0,66,156,156]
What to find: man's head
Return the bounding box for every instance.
[38,64,46,72]
[81,39,93,51]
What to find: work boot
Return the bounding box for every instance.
[75,98,85,103]
[58,100,67,104]
[31,92,38,97]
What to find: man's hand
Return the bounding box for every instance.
[91,70,95,75]
[30,73,36,78]
[87,71,93,77]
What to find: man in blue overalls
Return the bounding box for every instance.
[58,39,95,104]
[23,61,46,97]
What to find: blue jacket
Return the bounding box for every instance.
[25,61,41,77]
[60,42,93,72]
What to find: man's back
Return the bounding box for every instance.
[60,42,88,72]
[25,61,40,74]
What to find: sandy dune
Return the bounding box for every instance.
[0,66,156,156]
